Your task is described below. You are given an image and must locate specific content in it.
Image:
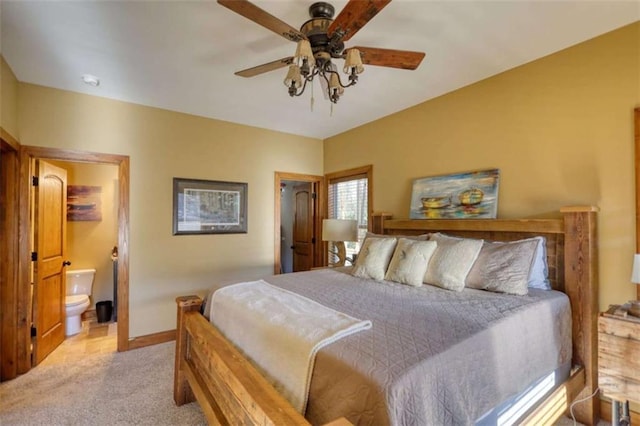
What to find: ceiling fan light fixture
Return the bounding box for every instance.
[219,0,424,106]
[294,40,315,67]
[343,48,364,75]
[284,65,302,93]
[329,73,344,95]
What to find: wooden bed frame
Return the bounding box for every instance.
[174,206,599,425]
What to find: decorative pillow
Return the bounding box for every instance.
[352,237,397,280]
[385,239,438,287]
[424,233,484,291]
[527,236,551,290]
[466,238,539,295]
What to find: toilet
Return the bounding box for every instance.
[65,268,95,336]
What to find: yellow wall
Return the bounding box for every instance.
[50,161,119,310]
[325,22,640,311]
[18,84,323,337]
[11,22,640,336]
[0,56,19,139]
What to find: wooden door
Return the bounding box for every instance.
[292,183,313,272]
[33,160,68,364]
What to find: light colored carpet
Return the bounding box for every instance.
[0,342,205,425]
[0,340,612,425]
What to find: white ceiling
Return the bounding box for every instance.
[1,1,638,139]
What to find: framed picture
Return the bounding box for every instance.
[409,169,500,219]
[173,178,247,235]
[67,185,102,222]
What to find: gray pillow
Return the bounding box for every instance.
[466,238,539,295]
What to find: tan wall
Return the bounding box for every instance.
[325,22,640,311]
[1,57,19,139]
[19,84,323,337]
[50,161,119,310]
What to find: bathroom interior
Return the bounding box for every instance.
[45,160,119,358]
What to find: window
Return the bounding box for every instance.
[326,165,372,263]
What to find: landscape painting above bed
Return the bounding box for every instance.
[410,168,500,219]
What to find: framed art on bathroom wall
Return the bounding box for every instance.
[172,177,248,235]
[67,185,102,221]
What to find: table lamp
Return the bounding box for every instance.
[630,254,640,316]
[322,219,358,266]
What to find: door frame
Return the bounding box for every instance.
[18,146,130,362]
[636,107,640,300]
[1,130,21,379]
[274,172,325,274]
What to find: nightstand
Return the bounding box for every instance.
[598,306,640,426]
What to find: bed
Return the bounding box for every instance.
[174,206,599,425]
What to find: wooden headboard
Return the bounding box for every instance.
[371,206,599,425]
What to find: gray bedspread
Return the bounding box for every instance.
[206,267,572,426]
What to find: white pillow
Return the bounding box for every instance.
[385,239,438,287]
[424,233,484,291]
[466,238,539,295]
[352,237,397,280]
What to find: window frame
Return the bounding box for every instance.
[324,165,373,266]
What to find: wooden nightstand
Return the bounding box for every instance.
[598,306,640,425]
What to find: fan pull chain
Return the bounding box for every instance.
[310,81,315,112]
[330,102,334,117]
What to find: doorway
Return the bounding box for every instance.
[274,172,325,274]
[18,146,130,369]
[46,159,120,347]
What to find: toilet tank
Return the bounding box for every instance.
[65,268,96,296]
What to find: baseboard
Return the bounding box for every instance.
[127,329,176,350]
[600,398,640,424]
[81,309,97,322]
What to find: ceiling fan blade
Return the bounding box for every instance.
[235,57,294,78]
[352,46,425,70]
[328,0,392,42]
[218,0,306,42]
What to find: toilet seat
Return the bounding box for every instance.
[65,294,89,307]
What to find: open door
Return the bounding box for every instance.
[274,172,324,274]
[292,183,313,272]
[33,160,68,364]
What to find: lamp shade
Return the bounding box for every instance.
[294,39,315,67]
[322,219,358,242]
[344,48,364,74]
[631,254,640,284]
[283,65,302,89]
[328,73,344,95]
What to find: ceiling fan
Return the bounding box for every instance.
[218,0,426,104]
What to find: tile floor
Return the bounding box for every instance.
[41,319,117,366]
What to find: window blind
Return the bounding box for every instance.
[327,176,368,262]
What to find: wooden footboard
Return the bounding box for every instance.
[174,295,311,425]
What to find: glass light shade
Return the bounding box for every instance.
[343,48,364,74]
[322,219,358,242]
[631,254,640,284]
[328,73,344,95]
[294,40,315,67]
[283,65,302,89]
